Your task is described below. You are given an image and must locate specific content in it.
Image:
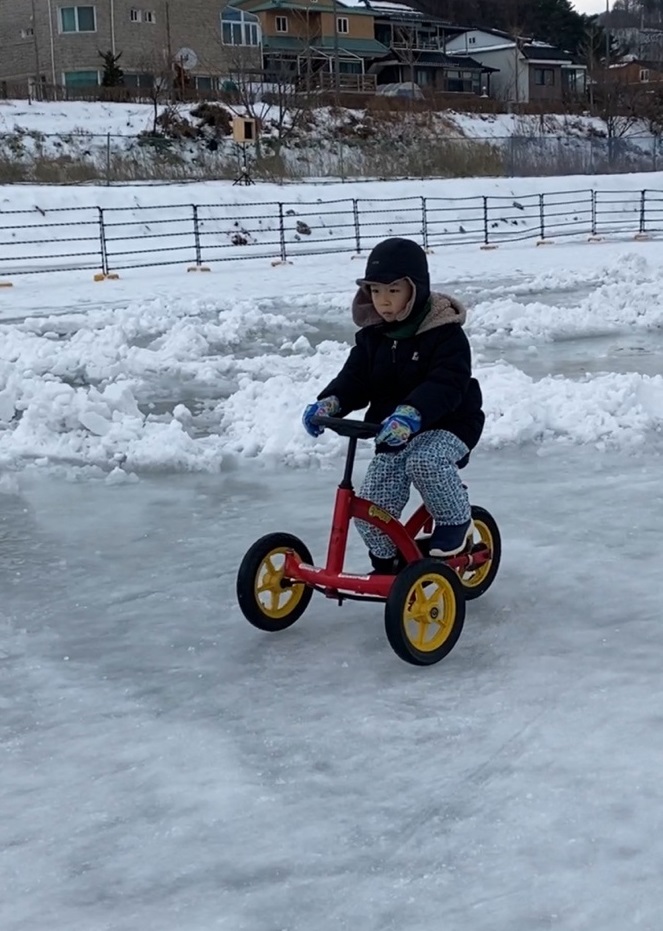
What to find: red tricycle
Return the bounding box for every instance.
[236,415,501,666]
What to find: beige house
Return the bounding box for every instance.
[0,0,260,92]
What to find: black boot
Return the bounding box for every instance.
[369,553,404,575]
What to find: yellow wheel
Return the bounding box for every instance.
[237,533,313,632]
[384,559,465,666]
[460,506,502,601]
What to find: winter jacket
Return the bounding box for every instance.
[318,291,484,453]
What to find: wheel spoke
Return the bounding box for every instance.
[414,619,429,649]
[265,556,279,575]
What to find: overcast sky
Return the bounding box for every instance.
[573,0,608,13]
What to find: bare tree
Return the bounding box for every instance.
[132,50,177,134]
[597,69,647,136]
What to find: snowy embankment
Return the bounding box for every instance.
[0,100,614,140]
[1,230,663,477]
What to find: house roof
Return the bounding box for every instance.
[412,51,495,71]
[447,54,497,73]
[370,48,496,72]
[245,0,372,13]
[263,34,389,56]
[521,45,573,63]
[346,0,424,15]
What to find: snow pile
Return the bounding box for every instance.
[2,246,663,476]
[219,352,663,462]
[481,363,663,449]
[468,254,663,345]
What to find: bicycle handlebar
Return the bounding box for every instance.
[310,415,381,440]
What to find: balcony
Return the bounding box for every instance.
[311,72,377,93]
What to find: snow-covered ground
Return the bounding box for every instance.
[2,192,663,929]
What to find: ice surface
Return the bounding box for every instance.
[2,449,663,931]
[1,203,663,930]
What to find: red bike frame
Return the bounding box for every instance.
[283,488,487,601]
[283,417,489,601]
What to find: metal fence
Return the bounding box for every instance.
[3,131,663,184]
[0,188,660,279]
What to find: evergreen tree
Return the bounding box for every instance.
[99,50,124,87]
[409,0,596,55]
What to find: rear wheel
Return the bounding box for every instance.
[384,559,465,666]
[415,506,501,601]
[237,533,313,632]
[461,507,501,601]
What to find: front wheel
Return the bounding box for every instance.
[384,559,465,666]
[237,533,314,632]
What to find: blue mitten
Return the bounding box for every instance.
[375,405,422,448]
[302,396,341,437]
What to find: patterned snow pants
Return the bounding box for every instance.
[356,429,471,559]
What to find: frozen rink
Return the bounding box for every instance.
[2,235,663,930]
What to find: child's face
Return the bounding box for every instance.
[368,279,413,322]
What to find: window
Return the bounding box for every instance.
[195,76,214,90]
[130,8,141,21]
[63,70,100,86]
[640,68,650,82]
[221,8,261,46]
[534,67,555,86]
[416,68,432,86]
[469,36,476,44]
[144,10,156,23]
[123,72,154,87]
[275,15,288,33]
[60,6,96,33]
[21,27,35,38]
[337,16,349,34]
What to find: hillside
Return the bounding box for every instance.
[0,98,655,184]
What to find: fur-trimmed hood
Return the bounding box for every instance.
[351,288,468,333]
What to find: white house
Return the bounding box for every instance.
[445,29,587,103]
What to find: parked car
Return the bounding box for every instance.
[375,82,424,100]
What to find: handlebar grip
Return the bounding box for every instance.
[310,415,381,439]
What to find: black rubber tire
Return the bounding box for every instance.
[462,506,502,601]
[237,533,314,632]
[384,558,466,666]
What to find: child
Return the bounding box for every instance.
[302,237,484,574]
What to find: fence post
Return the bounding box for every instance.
[278,203,288,264]
[640,190,647,235]
[98,207,108,275]
[106,132,111,186]
[421,197,429,252]
[539,193,545,241]
[483,196,489,246]
[193,205,202,265]
[187,204,210,272]
[591,190,597,237]
[353,199,361,254]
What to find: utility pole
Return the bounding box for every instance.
[332,0,340,107]
[30,0,43,98]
